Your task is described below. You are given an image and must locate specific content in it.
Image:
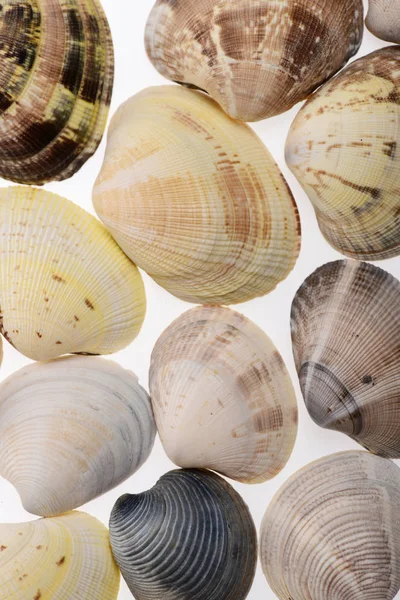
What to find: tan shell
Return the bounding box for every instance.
[0,186,145,360]
[145,0,363,122]
[93,85,301,305]
[260,451,400,600]
[286,46,400,260]
[149,305,298,483]
[366,0,400,43]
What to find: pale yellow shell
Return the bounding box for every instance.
[93,85,301,305]
[0,186,146,360]
[0,511,120,599]
[366,0,400,43]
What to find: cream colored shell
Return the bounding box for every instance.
[0,356,156,517]
[286,46,400,260]
[149,305,298,483]
[260,451,400,600]
[93,85,301,305]
[0,511,120,600]
[0,186,145,360]
[366,0,400,43]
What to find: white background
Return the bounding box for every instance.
[1,1,399,598]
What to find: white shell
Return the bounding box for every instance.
[366,0,400,43]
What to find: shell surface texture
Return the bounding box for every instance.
[366,0,400,44]
[0,355,156,517]
[0,0,114,185]
[291,259,400,458]
[286,46,400,260]
[145,0,364,122]
[260,451,400,600]
[150,305,298,483]
[93,85,301,305]
[0,511,120,599]
[0,186,146,360]
[109,468,257,600]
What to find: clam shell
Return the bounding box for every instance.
[109,468,257,600]
[0,0,114,185]
[150,305,298,483]
[0,511,120,599]
[93,85,301,305]
[286,46,400,260]
[366,0,400,43]
[291,259,400,458]
[0,186,145,360]
[0,356,156,517]
[260,451,400,600]
[145,0,363,122]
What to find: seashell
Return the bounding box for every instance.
[260,451,400,600]
[366,0,400,44]
[0,355,156,517]
[109,468,257,600]
[0,0,114,185]
[93,85,301,305]
[286,46,400,260]
[144,0,364,122]
[0,186,145,360]
[0,511,120,599]
[291,259,400,458]
[150,305,298,483]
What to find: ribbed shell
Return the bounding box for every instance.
[366,0,400,44]
[109,469,257,600]
[291,260,400,457]
[93,85,301,305]
[0,356,156,517]
[145,0,363,122]
[0,186,145,360]
[0,511,120,599]
[286,46,400,260]
[0,0,114,185]
[260,451,400,600]
[150,305,298,483]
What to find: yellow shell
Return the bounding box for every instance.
[0,0,114,185]
[286,46,400,260]
[145,0,364,121]
[93,85,301,305]
[0,511,120,599]
[0,186,145,360]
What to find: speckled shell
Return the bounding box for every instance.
[291,260,400,458]
[145,0,363,122]
[366,0,400,43]
[286,46,400,260]
[0,356,156,517]
[150,305,298,483]
[260,451,400,600]
[0,511,120,599]
[0,186,145,360]
[0,0,114,185]
[109,469,257,600]
[93,85,301,305]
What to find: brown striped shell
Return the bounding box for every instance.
[0,0,114,185]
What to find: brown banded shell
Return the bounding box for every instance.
[93,85,301,305]
[286,46,400,260]
[0,0,114,185]
[291,260,400,457]
[260,451,400,600]
[145,0,363,122]
[366,0,400,44]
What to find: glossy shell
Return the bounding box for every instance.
[150,305,298,483]
[366,0,400,43]
[109,469,257,600]
[0,356,156,516]
[260,451,400,600]
[286,46,400,260]
[93,85,301,305]
[0,186,145,360]
[145,0,363,122]
[291,260,400,457]
[0,511,120,599]
[0,0,114,184]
